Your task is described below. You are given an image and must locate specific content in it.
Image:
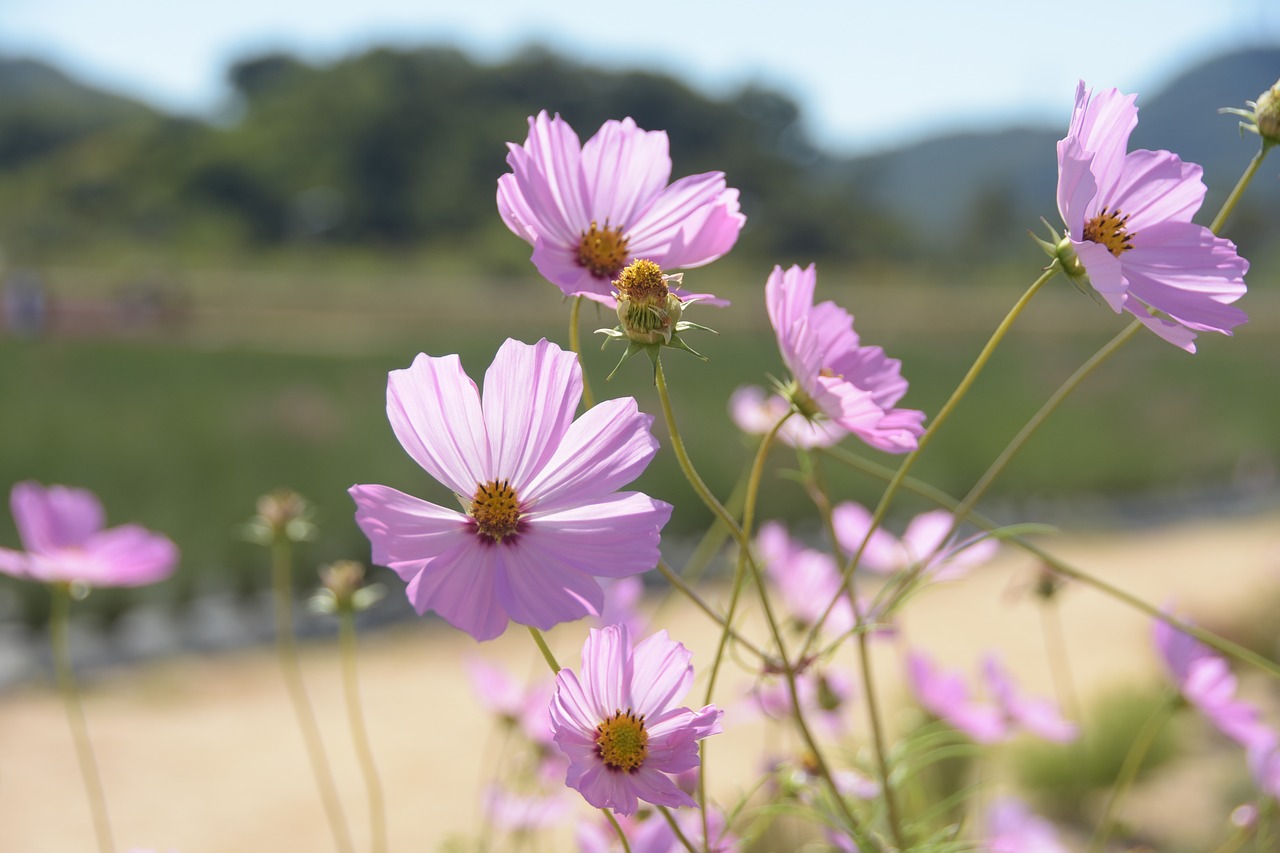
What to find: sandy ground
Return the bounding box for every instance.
[2,510,1279,853]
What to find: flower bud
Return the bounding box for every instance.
[1254,79,1280,144]
[613,259,683,345]
[241,488,316,546]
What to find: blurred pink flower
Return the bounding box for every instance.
[597,576,647,637]
[350,338,672,641]
[550,624,722,815]
[498,111,744,303]
[985,796,1069,853]
[728,385,845,449]
[907,650,1075,743]
[751,667,856,737]
[482,784,567,832]
[833,503,998,581]
[757,521,855,637]
[1153,609,1269,747]
[466,656,554,745]
[576,806,738,853]
[1056,82,1248,351]
[764,264,925,453]
[0,482,177,587]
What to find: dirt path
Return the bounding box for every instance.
[2,510,1278,852]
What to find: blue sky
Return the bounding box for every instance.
[1,0,1276,155]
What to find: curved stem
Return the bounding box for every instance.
[271,539,353,853]
[657,805,699,853]
[800,264,1058,659]
[603,808,633,853]
[1210,143,1272,234]
[570,296,598,410]
[1088,694,1178,853]
[1040,597,1083,724]
[527,626,561,673]
[50,583,116,853]
[339,607,387,853]
[654,560,765,662]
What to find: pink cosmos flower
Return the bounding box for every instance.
[549,624,723,815]
[763,264,925,452]
[482,785,567,832]
[597,576,647,637]
[349,338,672,641]
[0,482,178,587]
[466,656,555,745]
[757,521,856,637]
[907,650,1076,743]
[1055,81,1248,351]
[498,111,744,303]
[833,503,998,581]
[751,667,855,737]
[1247,733,1280,800]
[985,797,1069,853]
[1153,609,1269,747]
[728,385,846,449]
[576,807,738,853]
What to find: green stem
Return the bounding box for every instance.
[570,296,598,410]
[50,583,116,853]
[339,607,387,853]
[800,264,1058,659]
[527,626,561,673]
[603,808,633,853]
[657,805,699,853]
[1210,143,1272,234]
[1088,693,1179,853]
[820,444,1280,679]
[654,560,765,662]
[653,354,879,851]
[703,412,788,705]
[1040,597,1083,725]
[271,539,353,853]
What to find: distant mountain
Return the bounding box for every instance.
[0,46,1274,264]
[833,47,1280,256]
[0,57,159,168]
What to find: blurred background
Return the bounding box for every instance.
[0,0,1278,638]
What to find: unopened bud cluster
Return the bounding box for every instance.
[614,259,685,345]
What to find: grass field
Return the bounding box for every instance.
[2,258,1277,626]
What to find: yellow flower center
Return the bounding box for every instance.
[469,479,523,543]
[1082,207,1136,257]
[595,708,649,772]
[577,221,630,279]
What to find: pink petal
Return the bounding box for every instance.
[498,111,589,248]
[579,117,671,227]
[11,481,104,553]
[348,484,471,573]
[581,624,633,716]
[624,767,697,810]
[522,397,660,509]
[492,541,604,630]
[1071,239,1128,313]
[0,547,30,579]
[765,264,818,363]
[481,338,582,489]
[403,538,508,641]
[1108,149,1204,228]
[628,174,744,269]
[551,668,601,734]
[832,501,903,573]
[627,630,694,718]
[76,525,178,587]
[522,492,671,579]
[1066,84,1139,200]
[387,353,489,496]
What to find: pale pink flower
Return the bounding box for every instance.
[576,807,738,853]
[1055,81,1248,351]
[466,656,554,745]
[498,111,744,303]
[982,654,1077,743]
[349,338,672,641]
[751,667,855,737]
[985,796,1069,853]
[550,624,722,815]
[833,503,998,581]
[728,385,846,449]
[597,576,647,637]
[757,521,855,637]
[1153,609,1270,747]
[482,785,567,832]
[763,264,925,452]
[0,482,177,587]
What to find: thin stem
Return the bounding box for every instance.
[704,412,789,705]
[654,560,765,662]
[570,296,598,410]
[527,626,561,673]
[1088,693,1178,853]
[657,805,699,853]
[1210,142,1272,234]
[271,538,353,853]
[1040,597,1083,724]
[806,459,906,849]
[801,264,1058,658]
[50,583,115,853]
[603,808,633,853]
[653,354,878,850]
[338,607,387,853]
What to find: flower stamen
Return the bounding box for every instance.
[595,708,649,772]
[577,221,630,280]
[1082,207,1136,257]
[469,479,523,543]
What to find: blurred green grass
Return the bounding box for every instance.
[1,259,1276,626]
